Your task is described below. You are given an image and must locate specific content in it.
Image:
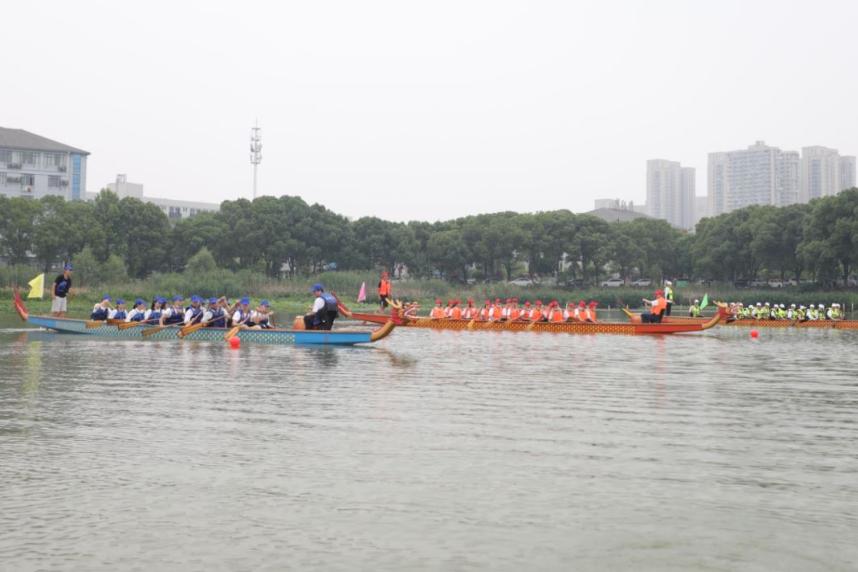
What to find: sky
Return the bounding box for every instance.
[2,0,856,222]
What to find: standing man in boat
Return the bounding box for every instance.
[378,271,392,312]
[664,280,675,316]
[51,265,73,318]
[304,284,339,330]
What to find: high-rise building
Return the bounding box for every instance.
[707,141,798,216]
[839,155,856,191]
[692,196,708,228]
[0,126,89,200]
[800,146,842,202]
[646,159,695,230]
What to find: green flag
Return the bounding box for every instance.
[700,293,709,311]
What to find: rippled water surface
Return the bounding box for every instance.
[1,314,857,571]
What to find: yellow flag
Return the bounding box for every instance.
[27,273,45,299]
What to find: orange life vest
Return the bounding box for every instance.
[491,306,503,320]
[481,307,492,320]
[430,306,445,319]
[379,279,391,296]
[652,296,667,315]
[509,308,521,320]
[529,308,543,321]
[463,307,476,319]
[589,308,597,321]
[451,307,462,319]
[550,309,564,322]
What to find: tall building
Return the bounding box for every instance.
[646,159,695,230]
[0,127,89,200]
[707,141,798,216]
[86,176,220,219]
[839,155,856,191]
[800,146,842,202]
[692,196,709,228]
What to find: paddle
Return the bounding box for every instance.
[142,324,176,337]
[178,321,207,339]
[223,308,258,340]
[117,317,159,330]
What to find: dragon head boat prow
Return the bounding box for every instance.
[13,287,29,321]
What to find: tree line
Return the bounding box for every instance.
[1,188,857,285]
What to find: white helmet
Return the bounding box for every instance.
[780,304,785,308]
[665,280,672,286]
[756,302,762,306]
[818,304,824,308]
[765,302,770,306]
[800,305,806,309]
[694,299,699,303]
[809,304,815,308]
[790,304,796,308]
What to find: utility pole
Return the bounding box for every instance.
[250,120,262,200]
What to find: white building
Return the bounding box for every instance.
[646,159,695,230]
[594,199,616,210]
[0,127,89,201]
[86,176,220,219]
[800,146,842,202]
[692,196,708,228]
[708,141,799,216]
[842,156,857,190]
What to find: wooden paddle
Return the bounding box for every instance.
[117,317,159,330]
[142,324,179,337]
[178,322,207,339]
[223,326,241,340]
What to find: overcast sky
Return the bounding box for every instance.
[2,0,856,222]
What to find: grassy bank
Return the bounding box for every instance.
[4,270,857,319]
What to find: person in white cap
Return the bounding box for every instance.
[663,280,674,316]
[689,299,700,317]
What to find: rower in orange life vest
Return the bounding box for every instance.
[430,299,446,319]
[462,299,478,319]
[378,271,392,311]
[587,301,599,324]
[527,301,545,322]
[480,299,492,320]
[490,299,503,321]
[443,299,454,318]
[508,298,522,321]
[641,289,667,323]
[450,299,463,320]
[572,301,586,322]
[548,301,565,322]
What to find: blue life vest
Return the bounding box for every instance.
[320,293,339,313]
[185,306,204,324]
[130,310,145,322]
[209,308,226,328]
[257,313,271,329]
[234,309,249,325]
[165,306,184,324]
[91,307,109,321]
[149,310,163,321]
[113,310,127,320]
[55,278,70,296]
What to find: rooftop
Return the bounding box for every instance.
[0,126,89,155]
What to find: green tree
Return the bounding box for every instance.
[0,197,40,264]
[426,229,470,279]
[186,247,217,274]
[71,246,100,287]
[118,198,171,278]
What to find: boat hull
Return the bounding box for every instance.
[344,311,719,335]
[23,315,392,346]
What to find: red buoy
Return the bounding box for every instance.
[229,336,241,349]
[750,329,759,339]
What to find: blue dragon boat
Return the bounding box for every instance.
[13,289,396,346]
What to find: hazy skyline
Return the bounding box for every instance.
[2,0,856,222]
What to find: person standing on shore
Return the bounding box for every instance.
[664,280,674,316]
[51,265,73,318]
[378,271,392,312]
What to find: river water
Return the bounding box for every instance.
[1,314,857,571]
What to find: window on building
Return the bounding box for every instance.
[0,150,10,164]
[0,172,6,185]
[10,151,22,165]
[23,174,35,186]
[22,152,39,166]
[48,175,61,188]
[182,207,188,212]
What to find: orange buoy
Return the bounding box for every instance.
[292,316,306,330]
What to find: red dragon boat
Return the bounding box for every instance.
[338,300,721,335]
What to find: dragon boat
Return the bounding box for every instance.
[338,300,721,335]
[12,289,397,346]
[622,304,858,330]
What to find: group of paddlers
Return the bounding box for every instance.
[90,295,275,329]
[722,301,845,321]
[414,297,601,323]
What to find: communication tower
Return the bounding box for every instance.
[250,120,262,199]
